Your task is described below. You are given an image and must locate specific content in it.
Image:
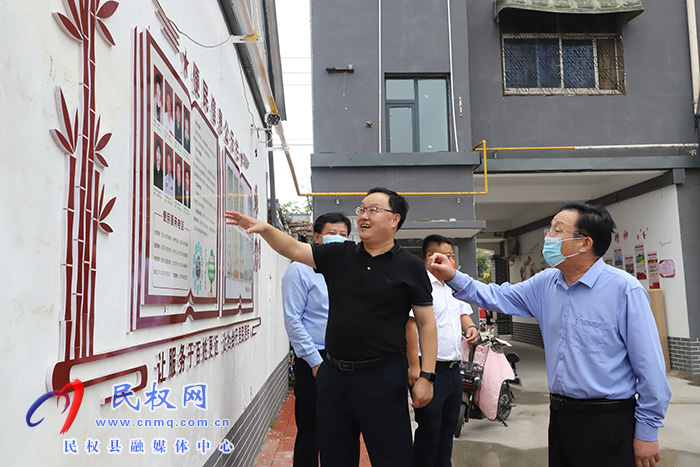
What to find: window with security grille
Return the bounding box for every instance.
[500,11,624,95]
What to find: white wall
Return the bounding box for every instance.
[0,1,289,464]
[605,186,688,338]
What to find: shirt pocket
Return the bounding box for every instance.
[570,317,609,355]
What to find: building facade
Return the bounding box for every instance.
[310,0,700,374]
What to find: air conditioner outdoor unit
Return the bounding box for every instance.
[504,237,520,258]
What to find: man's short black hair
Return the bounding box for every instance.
[421,234,453,259]
[367,187,409,230]
[558,202,616,257]
[313,212,352,235]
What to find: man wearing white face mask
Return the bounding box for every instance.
[427,202,671,467]
[282,212,351,467]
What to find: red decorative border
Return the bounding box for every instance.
[50,317,262,393]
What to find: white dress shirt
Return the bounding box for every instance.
[413,271,472,362]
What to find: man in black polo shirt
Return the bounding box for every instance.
[225,187,438,467]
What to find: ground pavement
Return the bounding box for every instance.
[255,338,700,466]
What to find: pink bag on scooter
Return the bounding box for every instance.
[462,338,515,420]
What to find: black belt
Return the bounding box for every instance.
[549,393,637,413]
[435,360,461,369]
[325,353,402,372]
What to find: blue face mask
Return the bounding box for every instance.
[542,236,583,267]
[323,234,347,244]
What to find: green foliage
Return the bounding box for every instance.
[279,198,312,214]
[477,249,492,284]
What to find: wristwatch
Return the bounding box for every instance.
[419,371,437,382]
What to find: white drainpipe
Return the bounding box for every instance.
[378,0,383,152]
[687,0,700,113]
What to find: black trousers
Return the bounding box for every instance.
[316,357,413,467]
[548,397,636,467]
[293,355,323,467]
[413,365,462,467]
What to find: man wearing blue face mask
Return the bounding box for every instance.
[282,212,351,467]
[427,202,671,467]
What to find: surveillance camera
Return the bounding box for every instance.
[265,112,281,126]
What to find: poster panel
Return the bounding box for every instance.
[659,259,676,278]
[648,251,660,289]
[624,256,635,275]
[635,244,647,280]
[224,150,254,312]
[614,248,623,269]
[143,33,220,312]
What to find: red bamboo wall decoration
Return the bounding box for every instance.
[50,0,120,361]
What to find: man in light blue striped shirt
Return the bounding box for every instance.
[428,202,671,467]
[282,212,351,467]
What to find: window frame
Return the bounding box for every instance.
[500,14,626,96]
[385,76,452,153]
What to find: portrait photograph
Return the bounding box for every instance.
[183,162,191,209]
[153,134,164,191]
[164,81,174,137]
[153,68,163,124]
[174,97,183,145]
[183,108,191,153]
[175,154,183,204]
[164,144,174,197]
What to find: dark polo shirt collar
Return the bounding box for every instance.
[355,241,400,258]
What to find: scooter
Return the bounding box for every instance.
[454,334,520,437]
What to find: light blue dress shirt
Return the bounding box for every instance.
[447,258,671,441]
[282,262,329,368]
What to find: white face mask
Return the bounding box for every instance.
[322,234,347,244]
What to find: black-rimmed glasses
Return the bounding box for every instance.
[355,206,397,216]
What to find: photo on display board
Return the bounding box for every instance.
[164,81,174,136]
[164,144,174,197]
[175,153,183,204]
[153,68,163,124]
[153,134,163,190]
[184,162,191,209]
[183,108,191,153]
[175,96,183,145]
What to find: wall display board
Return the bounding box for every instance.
[41,1,270,420]
[131,30,258,331]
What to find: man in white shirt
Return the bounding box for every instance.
[407,234,479,467]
